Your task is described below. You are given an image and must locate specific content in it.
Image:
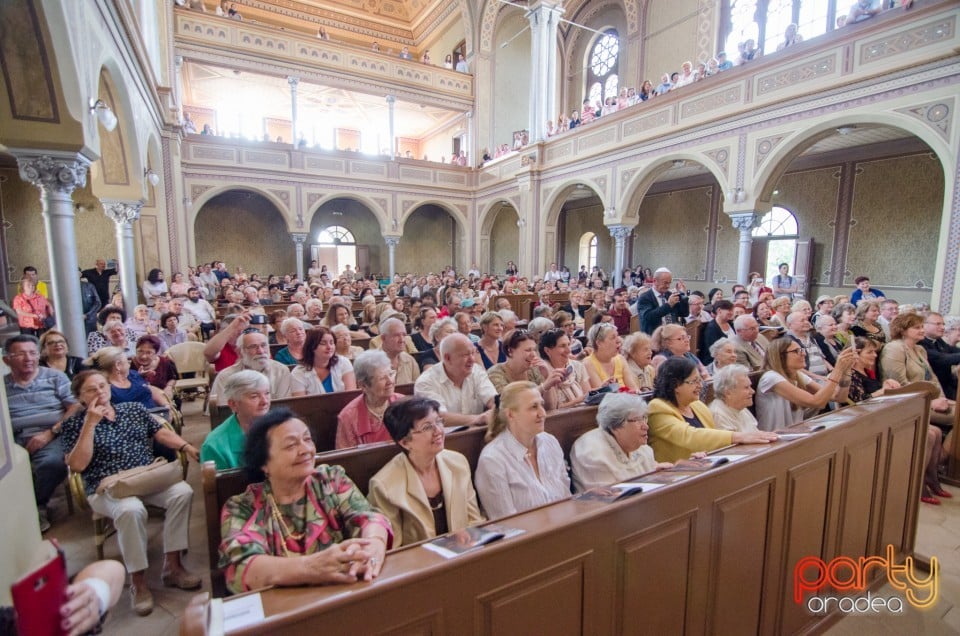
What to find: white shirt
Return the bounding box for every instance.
[182,298,216,323]
[569,428,657,492]
[755,370,810,431]
[475,430,570,519]
[289,357,354,395]
[414,362,497,416]
[544,270,562,282]
[708,399,759,433]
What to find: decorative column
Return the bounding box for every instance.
[465,110,474,165]
[386,95,396,157]
[384,236,400,278]
[291,233,308,281]
[526,0,564,142]
[102,201,143,312]
[608,223,633,289]
[730,213,761,286]
[288,76,300,144]
[15,153,90,355]
[174,55,184,121]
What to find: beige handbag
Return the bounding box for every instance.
[96,458,182,498]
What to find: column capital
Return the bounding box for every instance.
[15,153,89,195]
[729,212,762,232]
[385,95,396,104]
[287,76,300,88]
[102,200,143,225]
[384,236,401,248]
[291,232,309,244]
[607,224,633,242]
[175,55,184,68]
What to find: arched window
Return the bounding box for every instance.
[585,30,619,107]
[723,0,842,58]
[579,232,598,272]
[314,225,357,276]
[752,207,798,283]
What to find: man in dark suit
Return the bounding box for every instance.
[635,267,689,334]
[920,312,960,400]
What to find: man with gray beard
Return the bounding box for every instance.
[210,329,291,406]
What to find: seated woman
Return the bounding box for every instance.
[290,326,357,396]
[273,318,307,365]
[268,309,288,345]
[367,396,485,547]
[708,364,759,432]
[474,311,507,369]
[623,332,656,392]
[322,302,357,332]
[769,297,792,327]
[157,312,188,354]
[850,299,886,347]
[848,337,900,403]
[814,314,842,367]
[39,329,84,378]
[336,350,403,449]
[304,298,324,322]
[86,346,175,418]
[201,370,271,470]
[705,338,738,377]
[570,393,672,492]
[133,335,178,406]
[331,324,364,362]
[539,328,591,409]
[755,338,855,431]
[647,357,777,463]
[417,317,458,370]
[411,307,438,352]
[125,304,157,338]
[832,302,857,347]
[752,300,777,329]
[651,324,710,380]
[584,323,640,391]
[475,382,571,519]
[61,370,200,616]
[219,408,392,595]
[86,306,137,355]
[487,330,562,409]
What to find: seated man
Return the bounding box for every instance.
[200,370,271,470]
[728,315,767,371]
[3,335,81,531]
[414,333,497,427]
[921,312,960,400]
[380,317,420,384]
[182,286,217,340]
[210,329,291,406]
[608,289,631,336]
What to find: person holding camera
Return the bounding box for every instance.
[635,267,689,334]
[209,325,291,407]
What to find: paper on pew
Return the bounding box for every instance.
[219,591,265,632]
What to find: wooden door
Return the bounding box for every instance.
[793,239,814,299]
[356,246,370,277]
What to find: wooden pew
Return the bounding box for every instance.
[189,389,931,633]
[208,384,415,446]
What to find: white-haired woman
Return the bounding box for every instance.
[200,369,271,470]
[623,332,656,392]
[336,350,404,449]
[708,364,759,432]
[570,393,673,492]
[274,317,307,365]
[304,297,324,322]
[418,317,458,370]
[705,339,738,377]
[331,323,364,361]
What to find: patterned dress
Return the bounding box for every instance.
[219,465,393,594]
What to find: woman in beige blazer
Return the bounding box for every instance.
[368,397,484,547]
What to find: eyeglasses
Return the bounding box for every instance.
[683,378,703,386]
[668,334,691,341]
[625,416,648,423]
[785,348,804,355]
[45,340,67,346]
[410,419,445,435]
[7,351,39,359]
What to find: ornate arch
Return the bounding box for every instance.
[619,154,729,221]
[399,198,469,238]
[189,184,294,231]
[306,193,390,235]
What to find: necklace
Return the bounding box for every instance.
[366,400,388,421]
[266,492,305,557]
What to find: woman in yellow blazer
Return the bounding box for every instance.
[647,357,777,463]
[368,396,484,547]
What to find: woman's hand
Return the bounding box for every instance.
[833,347,857,373]
[655,462,675,470]
[301,539,375,585]
[932,397,951,413]
[732,431,778,445]
[540,366,566,391]
[882,379,901,391]
[61,580,103,636]
[181,444,200,463]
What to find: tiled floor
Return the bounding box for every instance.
[49,401,960,635]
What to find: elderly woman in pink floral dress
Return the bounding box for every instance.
[219,408,392,594]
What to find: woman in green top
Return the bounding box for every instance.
[200,370,271,470]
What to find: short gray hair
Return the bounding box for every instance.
[280,317,306,335]
[429,317,457,343]
[709,337,736,358]
[733,314,757,332]
[713,364,751,400]
[222,369,270,403]
[497,309,518,323]
[597,393,648,432]
[353,349,391,387]
[526,317,555,342]
[379,316,406,334]
[305,298,323,312]
[329,323,350,338]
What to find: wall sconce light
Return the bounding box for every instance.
[516,219,526,228]
[144,168,160,186]
[89,99,118,132]
[836,126,856,136]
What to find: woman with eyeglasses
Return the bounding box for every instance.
[650,324,710,380]
[754,338,855,431]
[366,397,484,547]
[335,350,403,449]
[570,393,672,492]
[647,357,777,463]
[39,329,84,378]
